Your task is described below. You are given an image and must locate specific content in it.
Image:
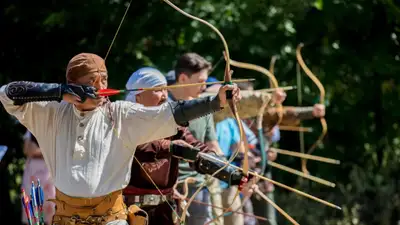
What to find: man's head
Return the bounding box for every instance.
[203,76,222,93]
[66,53,108,110]
[174,53,212,98]
[125,67,168,107]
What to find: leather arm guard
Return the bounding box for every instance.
[169,143,200,161]
[5,81,63,105]
[293,106,315,120]
[194,152,251,186]
[4,81,97,105]
[168,96,222,127]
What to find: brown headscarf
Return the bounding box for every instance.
[66,53,107,83]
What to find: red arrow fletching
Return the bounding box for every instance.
[97,89,122,97]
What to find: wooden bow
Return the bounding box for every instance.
[296,44,328,175]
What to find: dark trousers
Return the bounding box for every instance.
[142,201,178,225]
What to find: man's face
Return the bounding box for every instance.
[179,69,208,98]
[136,86,168,107]
[73,72,108,109]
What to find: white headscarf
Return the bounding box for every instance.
[125,67,167,102]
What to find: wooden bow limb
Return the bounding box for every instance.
[228,58,283,132]
[254,187,300,225]
[161,1,249,223]
[173,177,197,199]
[278,125,313,132]
[173,177,199,218]
[269,55,278,89]
[296,44,328,175]
[270,148,340,165]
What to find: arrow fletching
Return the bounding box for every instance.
[96,89,125,97]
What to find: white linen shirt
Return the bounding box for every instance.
[0,85,178,197]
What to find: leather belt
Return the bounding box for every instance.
[125,194,174,207]
[29,155,44,159]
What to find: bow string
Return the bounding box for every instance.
[99,0,183,221]
[160,1,249,223]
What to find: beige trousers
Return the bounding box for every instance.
[221,186,243,225]
[206,175,224,225]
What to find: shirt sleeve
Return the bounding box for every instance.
[0,85,59,146]
[135,141,172,187]
[204,115,217,142]
[119,101,179,147]
[264,106,315,128]
[179,127,214,154]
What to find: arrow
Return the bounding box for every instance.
[96,78,255,97]
[196,152,341,210]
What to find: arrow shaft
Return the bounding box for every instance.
[96,79,255,96]
[197,153,341,210]
[127,78,255,91]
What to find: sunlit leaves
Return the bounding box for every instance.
[313,0,324,10]
[43,11,66,27]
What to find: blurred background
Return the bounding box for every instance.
[1,0,400,224]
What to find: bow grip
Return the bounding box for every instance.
[224,81,233,100]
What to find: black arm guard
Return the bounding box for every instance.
[5,81,98,105]
[195,152,246,186]
[5,81,63,105]
[169,143,200,161]
[168,96,222,127]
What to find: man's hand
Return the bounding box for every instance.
[239,173,260,197]
[218,83,241,108]
[272,88,287,104]
[173,188,186,201]
[62,84,97,104]
[312,104,325,118]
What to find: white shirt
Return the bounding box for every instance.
[0,85,178,197]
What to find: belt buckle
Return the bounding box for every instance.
[143,195,159,206]
[86,216,103,224]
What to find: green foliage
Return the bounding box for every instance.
[1,0,400,224]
